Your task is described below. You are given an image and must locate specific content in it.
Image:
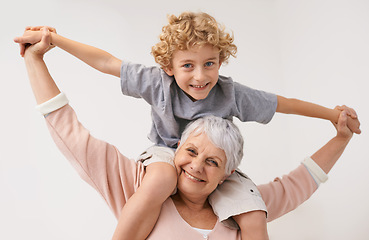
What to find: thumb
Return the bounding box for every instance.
[38,27,52,50]
[337,110,347,130]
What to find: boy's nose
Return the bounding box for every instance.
[194,68,206,81]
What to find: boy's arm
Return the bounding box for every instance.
[14,26,122,77]
[276,95,361,134]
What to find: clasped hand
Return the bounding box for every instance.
[14,26,56,57]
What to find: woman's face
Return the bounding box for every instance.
[174,131,228,200]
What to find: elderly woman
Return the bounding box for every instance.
[23,29,354,239]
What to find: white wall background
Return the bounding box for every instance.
[1,0,368,239]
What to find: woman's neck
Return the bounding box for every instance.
[171,193,217,230]
[172,192,209,210]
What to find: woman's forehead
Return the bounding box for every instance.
[186,133,226,157]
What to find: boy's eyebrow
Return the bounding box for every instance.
[178,56,219,63]
[205,57,218,61]
[178,59,195,63]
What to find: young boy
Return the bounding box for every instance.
[15,12,360,240]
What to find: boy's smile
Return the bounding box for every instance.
[164,44,221,101]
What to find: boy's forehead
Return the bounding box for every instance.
[172,45,220,60]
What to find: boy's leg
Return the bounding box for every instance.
[209,169,269,240]
[233,211,269,240]
[112,147,177,240]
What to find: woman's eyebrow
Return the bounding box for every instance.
[211,155,224,163]
[185,143,197,149]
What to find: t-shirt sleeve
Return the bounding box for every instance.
[233,82,278,123]
[44,104,144,219]
[258,164,318,222]
[120,61,165,105]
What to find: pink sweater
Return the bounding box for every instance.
[45,104,318,239]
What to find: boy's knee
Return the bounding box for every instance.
[147,162,177,179]
[145,162,177,194]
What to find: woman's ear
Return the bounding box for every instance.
[219,169,235,185]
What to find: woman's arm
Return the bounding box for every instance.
[21,28,143,219]
[15,26,122,77]
[310,110,353,173]
[258,110,354,222]
[23,28,60,104]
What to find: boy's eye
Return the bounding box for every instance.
[205,62,214,67]
[183,63,193,68]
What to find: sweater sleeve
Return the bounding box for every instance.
[44,104,144,219]
[258,164,318,222]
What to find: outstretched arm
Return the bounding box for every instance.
[276,95,361,134]
[310,109,353,174]
[20,27,143,220]
[23,28,60,104]
[259,108,354,221]
[14,26,122,77]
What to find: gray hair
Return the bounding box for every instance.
[178,116,244,175]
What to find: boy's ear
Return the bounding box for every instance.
[218,61,223,69]
[163,67,174,76]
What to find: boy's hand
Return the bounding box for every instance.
[23,28,54,58]
[14,26,56,57]
[335,105,361,134]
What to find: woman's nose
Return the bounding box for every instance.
[190,157,204,172]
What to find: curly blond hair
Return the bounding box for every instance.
[151,12,237,68]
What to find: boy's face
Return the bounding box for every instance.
[164,44,221,101]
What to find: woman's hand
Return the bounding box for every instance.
[333,106,355,140]
[16,27,55,58]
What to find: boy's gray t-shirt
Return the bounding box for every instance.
[121,61,278,148]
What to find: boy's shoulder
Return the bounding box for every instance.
[218,74,235,85]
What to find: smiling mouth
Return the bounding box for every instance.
[190,83,209,89]
[183,170,204,182]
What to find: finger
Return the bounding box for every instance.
[30,26,44,31]
[343,106,357,119]
[354,120,361,134]
[34,26,56,33]
[45,26,57,33]
[14,36,31,44]
[337,110,348,131]
[40,28,53,52]
[348,107,357,119]
[19,43,25,57]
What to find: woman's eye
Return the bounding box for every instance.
[207,159,218,167]
[187,148,196,155]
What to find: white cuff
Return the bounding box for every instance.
[35,92,69,115]
[302,157,328,186]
